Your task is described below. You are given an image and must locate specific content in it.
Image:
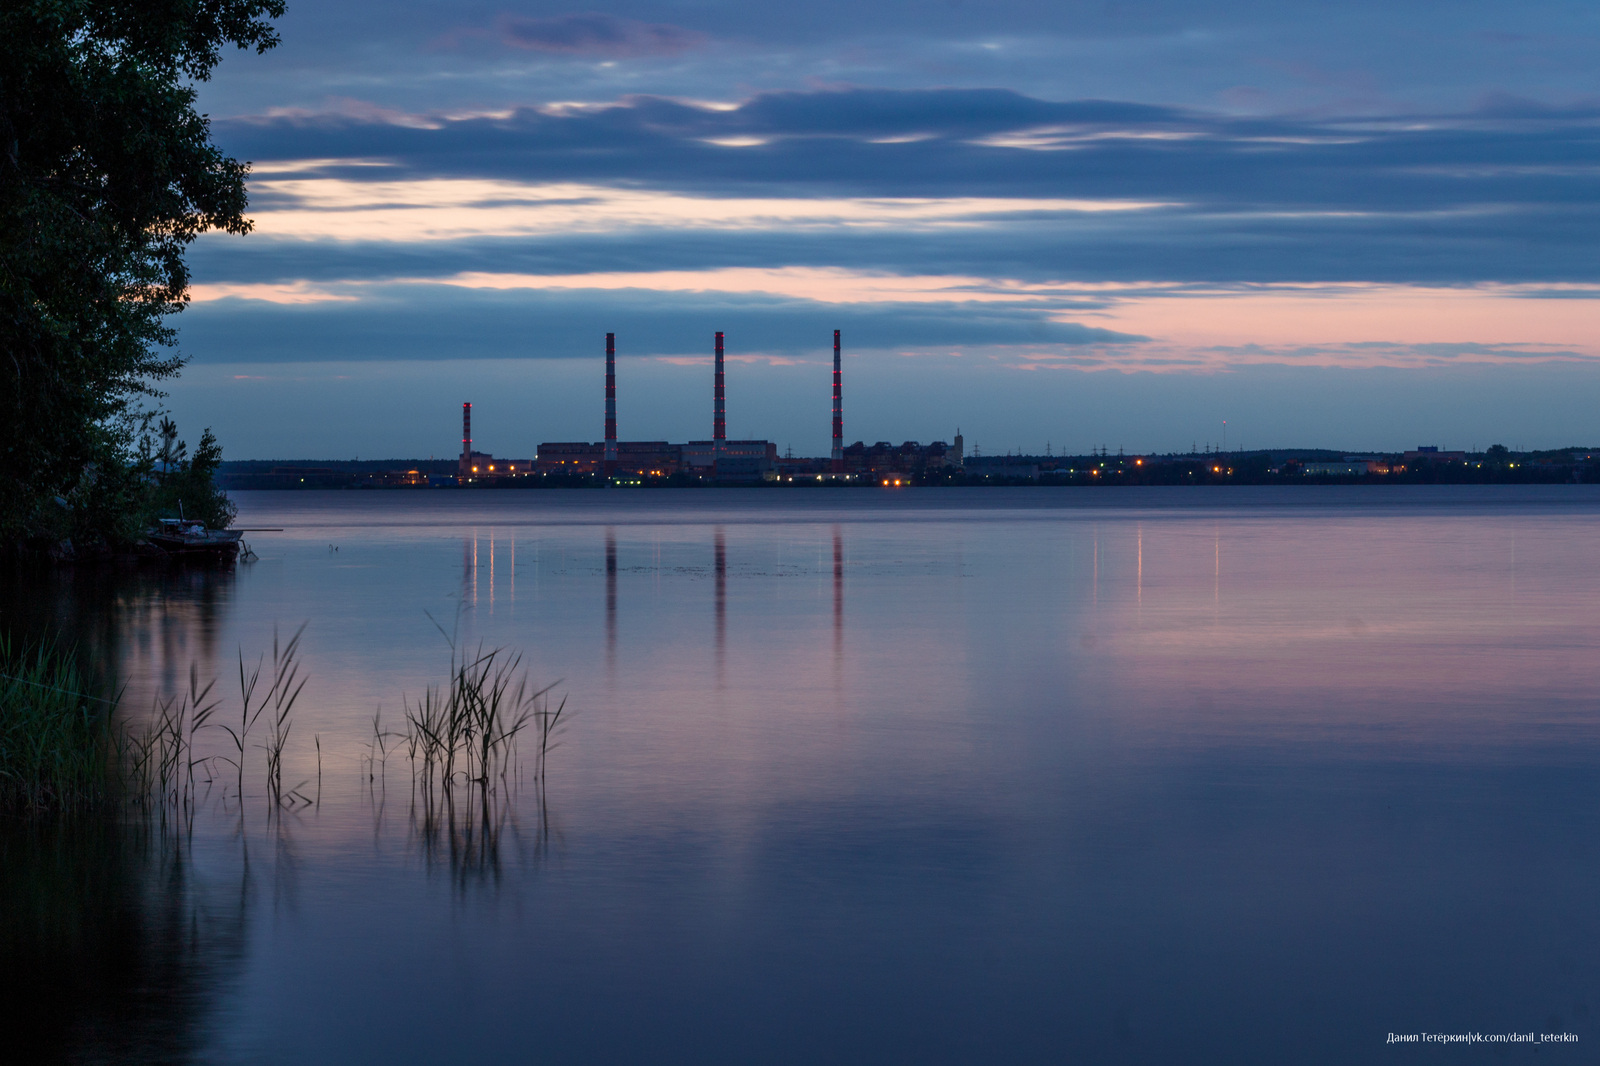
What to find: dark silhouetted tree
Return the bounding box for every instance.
[0,0,283,543]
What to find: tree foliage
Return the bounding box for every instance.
[148,423,235,530]
[0,0,283,544]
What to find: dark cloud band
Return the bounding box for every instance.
[176,284,1144,363]
[208,87,1600,286]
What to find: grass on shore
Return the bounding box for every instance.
[3,625,566,821]
[0,637,117,813]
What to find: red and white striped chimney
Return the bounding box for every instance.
[604,332,617,476]
[831,330,843,471]
[713,331,726,455]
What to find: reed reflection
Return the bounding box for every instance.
[1,818,251,1063]
[404,737,560,897]
[410,780,536,894]
[391,640,566,895]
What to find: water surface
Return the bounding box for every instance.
[7,486,1600,1063]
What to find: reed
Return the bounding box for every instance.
[402,642,550,793]
[6,616,564,831]
[398,630,566,889]
[124,664,222,816]
[533,691,567,783]
[262,626,308,807]
[365,706,405,794]
[219,624,306,807]
[0,636,118,812]
[109,628,310,815]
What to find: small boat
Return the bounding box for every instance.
[148,517,243,563]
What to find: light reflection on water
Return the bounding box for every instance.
[5,486,1600,1064]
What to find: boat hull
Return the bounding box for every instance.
[148,530,243,563]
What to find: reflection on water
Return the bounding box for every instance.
[833,523,844,668]
[605,527,617,674]
[714,525,726,684]
[0,819,248,1064]
[4,486,1600,1064]
[402,744,562,895]
[0,565,235,708]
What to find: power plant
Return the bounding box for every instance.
[456,331,961,484]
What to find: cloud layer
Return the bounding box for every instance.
[493,13,704,57]
[166,4,1600,453]
[212,88,1600,287]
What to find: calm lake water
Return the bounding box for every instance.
[7,486,1600,1063]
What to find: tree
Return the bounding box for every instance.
[0,0,283,544]
[156,417,187,476]
[150,424,235,530]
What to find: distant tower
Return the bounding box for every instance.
[831,329,843,472]
[953,427,964,467]
[460,402,472,477]
[604,332,618,477]
[713,331,726,455]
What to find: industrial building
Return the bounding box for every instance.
[458,330,956,484]
[456,403,534,482]
[535,441,681,477]
[529,331,779,482]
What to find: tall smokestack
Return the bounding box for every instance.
[831,330,843,471]
[713,331,726,454]
[461,402,472,476]
[604,332,617,476]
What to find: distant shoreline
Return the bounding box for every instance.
[218,451,1598,490]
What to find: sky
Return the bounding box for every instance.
[169,1,1600,458]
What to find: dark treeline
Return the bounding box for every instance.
[219,459,462,474]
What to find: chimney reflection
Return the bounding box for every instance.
[1214,526,1221,618]
[714,527,727,681]
[605,527,617,671]
[832,525,843,666]
[463,534,478,606]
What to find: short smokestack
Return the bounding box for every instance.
[713,331,726,453]
[831,330,843,470]
[604,332,617,476]
[461,402,472,476]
